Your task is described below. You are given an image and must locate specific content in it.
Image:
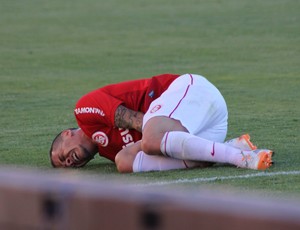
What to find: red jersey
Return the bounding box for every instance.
[74,74,179,162]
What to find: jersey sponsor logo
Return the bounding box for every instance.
[74,107,105,116]
[150,104,162,113]
[92,131,109,147]
[119,128,135,148]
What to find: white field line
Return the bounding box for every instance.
[138,170,300,187]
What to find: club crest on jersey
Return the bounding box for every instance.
[150,104,162,113]
[92,131,109,147]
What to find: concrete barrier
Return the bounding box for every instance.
[0,167,299,230]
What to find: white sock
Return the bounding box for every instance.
[160,131,243,166]
[132,151,204,172]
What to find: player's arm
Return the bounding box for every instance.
[114,105,144,132]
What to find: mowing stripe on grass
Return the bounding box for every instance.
[140,171,300,187]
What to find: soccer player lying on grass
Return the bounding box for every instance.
[50,73,273,172]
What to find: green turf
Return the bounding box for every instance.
[1,0,299,196]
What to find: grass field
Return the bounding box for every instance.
[1,0,300,197]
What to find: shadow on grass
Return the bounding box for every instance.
[81,161,118,173]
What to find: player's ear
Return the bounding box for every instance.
[61,129,72,137]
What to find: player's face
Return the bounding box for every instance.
[57,144,93,168]
[52,129,95,168]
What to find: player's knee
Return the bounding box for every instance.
[115,154,132,173]
[141,137,161,155]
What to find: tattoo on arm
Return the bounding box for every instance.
[114,105,144,132]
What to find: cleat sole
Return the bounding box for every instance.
[257,152,273,170]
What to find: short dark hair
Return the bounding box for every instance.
[49,128,77,168]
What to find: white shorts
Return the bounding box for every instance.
[143,74,228,142]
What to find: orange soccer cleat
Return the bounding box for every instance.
[225,134,257,151]
[239,149,273,170]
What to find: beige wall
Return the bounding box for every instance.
[0,168,300,230]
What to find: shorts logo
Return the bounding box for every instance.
[150,105,162,113]
[211,142,215,156]
[92,131,109,147]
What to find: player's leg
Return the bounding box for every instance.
[141,113,245,168]
[156,115,272,170]
[141,116,248,168]
[132,151,212,172]
[160,131,272,170]
[115,140,212,173]
[141,117,272,170]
